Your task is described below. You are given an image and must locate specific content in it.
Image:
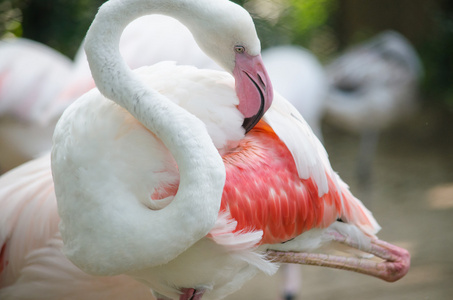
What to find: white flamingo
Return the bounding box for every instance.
[1,1,409,299]
[324,31,423,190]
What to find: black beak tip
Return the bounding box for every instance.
[242,115,260,134]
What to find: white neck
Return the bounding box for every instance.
[85,0,211,112]
[82,0,226,273]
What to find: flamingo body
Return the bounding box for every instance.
[0,63,265,299]
[0,63,378,299]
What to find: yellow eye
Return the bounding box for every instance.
[234,45,245,54]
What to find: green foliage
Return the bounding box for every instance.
[286,0,336,43]
[1,0,104,58]
[0,0,23,38]
[283,0,338,60]
[418,11,453,109]
[235,0,339,61]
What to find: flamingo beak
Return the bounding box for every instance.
[233,53,273,133]
[266,232,410,283]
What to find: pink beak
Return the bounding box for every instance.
[233,52,273,133]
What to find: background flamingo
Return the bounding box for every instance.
[1,0,409,299]
[0,38,73,171]
[262,45,327,141]
[324,31,423,193]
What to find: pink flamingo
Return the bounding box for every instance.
[1,0,409,299]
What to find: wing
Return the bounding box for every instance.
[0,38,73,123]
[263,93,332,196]
[0,154,58,286]
[220,95,380,245]
[0,234,153,300]
[265,94,381,237]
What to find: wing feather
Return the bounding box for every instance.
[0,233,153,300]
[221,96,381,245]
[0,154,58,286]
[264,94,380,236]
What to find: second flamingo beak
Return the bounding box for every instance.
[233,52,273,133]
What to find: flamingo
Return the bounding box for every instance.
[0,0,410,299]
[1,20,322,300]
[324,31,423,191]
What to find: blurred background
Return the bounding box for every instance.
[1,0,453,299]
[2,0,452,105]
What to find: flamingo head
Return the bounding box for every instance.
[187,0,273,133]
[232,48,273,133]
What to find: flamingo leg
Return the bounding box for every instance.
[357,129,380,195]
[280,264,301,300]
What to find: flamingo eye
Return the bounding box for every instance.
[234,45,245,54]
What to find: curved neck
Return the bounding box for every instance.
[84,0,226,272]
[85,0,205,115]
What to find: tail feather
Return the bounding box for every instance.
[336,175,381,236]
[319,172,380,237]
